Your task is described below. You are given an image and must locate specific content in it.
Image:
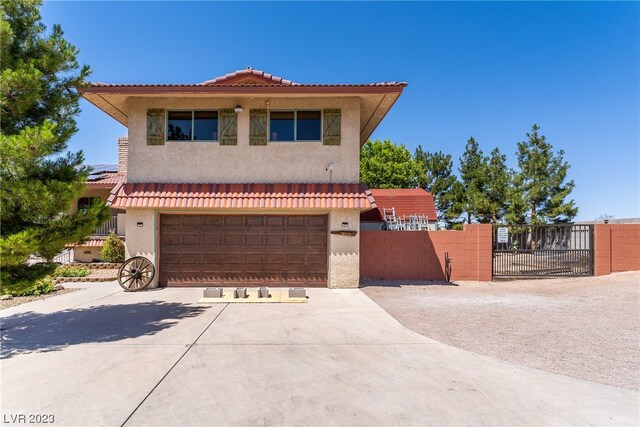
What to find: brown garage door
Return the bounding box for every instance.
[159,215,328,287]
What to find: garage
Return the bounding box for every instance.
[159,214,328,287]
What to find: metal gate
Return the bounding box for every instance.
[493,224,593,277]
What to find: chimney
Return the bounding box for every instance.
[118,136,128,175]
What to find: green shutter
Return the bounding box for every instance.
[218,109,237,145]
[250,109,267,146]
[323,109,341,146]
[147,109,165,145]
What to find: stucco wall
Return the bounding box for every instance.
[124,209,158,286]
[126,97,360,184]
[73,247,102,263]
[328,209,361,288]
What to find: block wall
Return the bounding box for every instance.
[360,224,493,281]
[594,224,640,276]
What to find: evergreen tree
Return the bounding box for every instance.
[0,0,109,273]
[414,146,461,228]
[360,139,421,189]
[457,137,488,224]
[477,148,511,224]
[510,124,578,224]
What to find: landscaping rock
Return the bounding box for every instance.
[53,284,65,291]
[0,294,13,301]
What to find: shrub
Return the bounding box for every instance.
[0,263,58,296]
[101,232,125,263]
[55,265,90,277]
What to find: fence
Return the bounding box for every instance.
[94,215,118,236]
[360,224,492,281]
[493,224,593,277]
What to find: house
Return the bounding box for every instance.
[360,188,438,231]
[79,67,406,288]
[66,138,127,262]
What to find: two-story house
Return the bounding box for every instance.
[80,67,405,288]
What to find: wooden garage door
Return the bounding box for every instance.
[159,215,328,287]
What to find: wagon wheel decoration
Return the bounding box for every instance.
[117,256,155,292]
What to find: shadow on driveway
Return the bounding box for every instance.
[1,302,210,359]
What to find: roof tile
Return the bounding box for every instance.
[108,183,376,211]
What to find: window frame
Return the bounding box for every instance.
[77,197,99,211]
[166,109,219,142]
[268,110,323,143]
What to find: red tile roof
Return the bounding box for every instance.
[108,183,376,210]
[361,188,437,222]
[86,172,125,188]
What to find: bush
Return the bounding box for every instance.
[101,232,125,263]
[55,265,90,277]
[0,263,58,296]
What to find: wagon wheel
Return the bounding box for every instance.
[117,256,155,292]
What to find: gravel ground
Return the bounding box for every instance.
[0,288,79,310]
[362,271,640,391]
[86,268,118,279]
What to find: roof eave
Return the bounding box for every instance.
[79,84,406,96]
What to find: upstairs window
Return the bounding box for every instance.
[269,110,321,142]
[78,197,99,211]
[167,110,218,141]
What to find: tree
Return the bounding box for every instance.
[414,146,460,227]
[0,0,109,275]
[510,124,578,224]
[360,139,421,189]
[457,137,488,224]
[477,148,511,224]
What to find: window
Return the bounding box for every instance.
[78,197,99,211]
[269,111,321,142]
[167,110,218,141]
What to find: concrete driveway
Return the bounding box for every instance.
[1,282,638,426]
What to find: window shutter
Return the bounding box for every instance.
[322,109,341,146]
[219,109,237,145]
[147,109,165,145]
[250,109,267,146]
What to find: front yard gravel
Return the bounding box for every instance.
[0,288,79,310]
[362,271,640,391]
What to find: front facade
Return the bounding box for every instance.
[81,68,405,288]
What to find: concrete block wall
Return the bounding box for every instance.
[594,224,640,276]
[360,224,493,282]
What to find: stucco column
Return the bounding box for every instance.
[124,209,158,287]
[328,209,361,288]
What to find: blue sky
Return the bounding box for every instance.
[41,1,639,221]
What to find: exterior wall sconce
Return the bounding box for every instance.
[137,222,143,227]
[234,105,243,113]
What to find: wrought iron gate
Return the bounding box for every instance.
[493,224,593,277]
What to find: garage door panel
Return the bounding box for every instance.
[202,216,223,226]
[159,214,327,287]
[307,216,327,226]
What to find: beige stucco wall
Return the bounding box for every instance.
[124,209,158,287]
[122,209,360,289]
[126,96,361,184]
[73,246,102,263]
[328,209,361,288]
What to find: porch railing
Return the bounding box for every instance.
[94,215,118,236]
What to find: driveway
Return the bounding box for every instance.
[1,282,638,426]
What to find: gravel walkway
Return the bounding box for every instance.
[362,271,640,391]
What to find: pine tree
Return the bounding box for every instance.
[457,137,488,224]
[414,146,460,227]
[477,148,511,224]
[510,124,578,224]
[0,0,109,275]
